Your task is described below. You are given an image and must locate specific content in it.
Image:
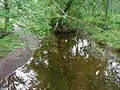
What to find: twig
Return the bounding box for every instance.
[52,0,67,15]
[102,43,108,60]
[14,73,29,88]
[52,0,103,31]
[74,30,79,41]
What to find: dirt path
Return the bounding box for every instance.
[0,35,40,80]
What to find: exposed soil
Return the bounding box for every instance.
[0,35,40,80]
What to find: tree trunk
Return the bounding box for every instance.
[4,0,10,30]
[103,0,109,30]
[58,0,74,28]
[52,0,74,33]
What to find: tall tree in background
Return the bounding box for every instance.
[3,0,10,30]
[103,0,109,30]
[0,0,10,30]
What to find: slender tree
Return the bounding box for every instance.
[52,0,74,32]
[103,0,110,30]
[4,0,10,30]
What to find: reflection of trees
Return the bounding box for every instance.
[104,60,120,90]
[28,33,109,90]
[0,73,29,90]
[0,33,120,90]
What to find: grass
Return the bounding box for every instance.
[0,35,24,58]
[83,14,120,50]
[87,27,120,50]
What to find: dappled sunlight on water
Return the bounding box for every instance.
[0,31,120,90]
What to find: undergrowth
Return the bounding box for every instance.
[87,28,120,49]
[0,35,24,58]
[83,14,120,50]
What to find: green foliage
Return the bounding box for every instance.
[109,13,120,29]
[88,28,120,49]
[0,22,5,29]
[14,0,56,36]
[0,0,120,57]
[0,35,24,58]
[84,17,105,28]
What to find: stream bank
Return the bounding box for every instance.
[0,30,120,90]
[0,35,40,80]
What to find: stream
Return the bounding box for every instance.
[0,30,120,90]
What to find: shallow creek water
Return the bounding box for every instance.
[0,31,120,90]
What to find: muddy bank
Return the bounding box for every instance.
[97,42,120,58]
[0,49,32,80]
[0,35,40,80]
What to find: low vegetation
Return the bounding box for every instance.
[0,35,24,58]
[0,0,120,58]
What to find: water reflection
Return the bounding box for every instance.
[0,31,120,90]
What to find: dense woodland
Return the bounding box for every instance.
[0,0,120,57]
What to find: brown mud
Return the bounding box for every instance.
[0,35,40,80]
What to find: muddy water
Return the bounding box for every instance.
[0,31,120,90]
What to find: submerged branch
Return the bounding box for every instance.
[14,73,29,88]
